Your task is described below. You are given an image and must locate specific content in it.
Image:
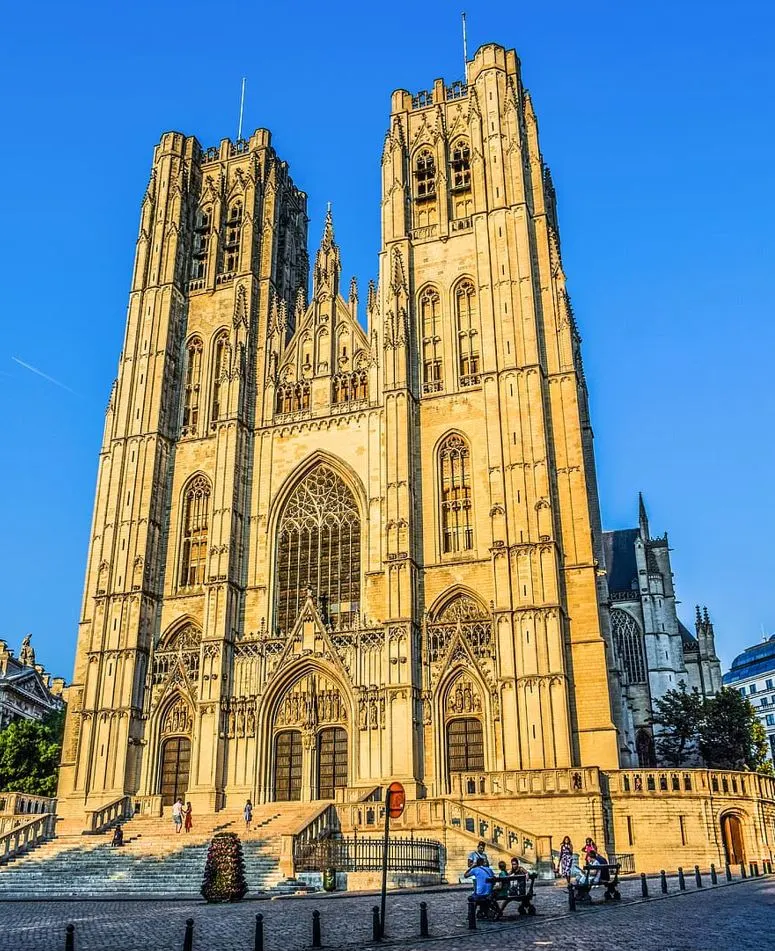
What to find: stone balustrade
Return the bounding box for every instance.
[279,801,339,879]
[83,795,133,834]
[0,792,56,816]
[607,768,775,801]
[450,767,601,798]
[0,813,55,865]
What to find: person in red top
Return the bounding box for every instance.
[184,802,193,833]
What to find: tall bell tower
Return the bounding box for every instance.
[379,42,620,781]
[58,130,308,821]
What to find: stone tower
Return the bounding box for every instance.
[58,43,621,824]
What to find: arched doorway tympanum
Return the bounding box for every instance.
[721,813,746,865]
[160,737,191,806]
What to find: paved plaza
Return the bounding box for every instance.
[0,875,771,951]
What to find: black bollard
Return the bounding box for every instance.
[710,863,718,885]
[678,867,686,890]
[568,883,577,912]
[725,863,732,882]
[468,899,477,929]
[65,924,75,951]
[660,869,668,894]
[640,873,649,898]
[420,901,429,937]
[312,910,322,948]
[183,919,194,951]
[254,913,264,951]
[695,865,703,888]
[373,905,382,941]
[740,863,747,879]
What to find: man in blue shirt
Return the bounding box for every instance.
[465,862,494,919]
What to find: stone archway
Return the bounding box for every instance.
[157,696,193,805]
[269,669,350,802]
[721,812,746,866]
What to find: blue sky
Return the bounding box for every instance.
[1,1,773,679]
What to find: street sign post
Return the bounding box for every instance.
[379,781,405,938]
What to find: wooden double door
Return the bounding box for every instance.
[273,727,347,801]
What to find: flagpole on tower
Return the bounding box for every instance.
[237,77,246,142]
[462,12,468,75]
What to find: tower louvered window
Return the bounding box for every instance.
[450,139,471,191]
[611,609,648,684]
[420,288,443,393]
[415,150,436,200]
[192,207,211,280]
[440,435,473,554]
[223,201,242,274]
[276,465,361,635]
[179,475,211,587]
[455,280,480,386]
[182,336,202,435]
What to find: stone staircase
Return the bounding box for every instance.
[0,803,321,899]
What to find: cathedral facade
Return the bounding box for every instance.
[54,43,731,838]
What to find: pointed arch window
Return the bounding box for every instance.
[275,465,361,635]
[179,476,211,587]
[420,287,443,393]
[439,434,473,554]
[455,280,480,386]
[414,149,436,200]
[192,206,211,280]
[223,201,243,274]
[182,336,203,435]
[611,608,648,684]
[450,139,471,191]
[210,331,229,424]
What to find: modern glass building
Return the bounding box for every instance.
[723,635,775,761]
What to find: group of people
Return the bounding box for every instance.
[463,840,530,917]
[170,798,194,833]
[558,835,608,887]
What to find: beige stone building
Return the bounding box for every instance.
[0,636,66,730]
[56,42,775,874]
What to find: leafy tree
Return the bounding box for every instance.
[650,682,704,766]
[699,688,772,773]
[0,710,65,796]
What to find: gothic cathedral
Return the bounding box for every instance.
[61,42,643,819]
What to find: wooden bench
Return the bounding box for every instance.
[573,862,621,903]
[468,872,538,920]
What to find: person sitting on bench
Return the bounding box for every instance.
[464,861,494,918]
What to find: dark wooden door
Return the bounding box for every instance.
[317,727,348,799]
[274,730,303,801]
[160,737,191,806]
[722,814,745,865]
[447,717,484,774]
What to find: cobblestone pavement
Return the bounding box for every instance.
[0,874,771,951]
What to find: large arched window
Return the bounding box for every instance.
[420,287,443,393]
[210,331,229,424]
[192,206,211,280]
[275,464,361,634]
[179,475,211,587]
[222,201,243,274]
[439,435,473,554]
[182,336,203,435]
[455,280,480,386]
[427,594,492,661]
[611,609,648,684]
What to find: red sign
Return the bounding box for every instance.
[387,781,406,818]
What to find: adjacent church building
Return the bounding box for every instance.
[56,42,773,875]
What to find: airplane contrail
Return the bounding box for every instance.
[12,357,75,393]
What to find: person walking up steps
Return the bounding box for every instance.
[171,798,184,834]
[244,799,253,831]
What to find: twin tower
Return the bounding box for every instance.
[58,43,625,820]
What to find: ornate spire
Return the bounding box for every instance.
[313,205,340,299]
[638,492,650,541]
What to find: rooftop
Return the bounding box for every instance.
[722,634,775,684]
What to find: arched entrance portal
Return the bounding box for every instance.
[269,669,350,802]
[721,813,746,865]
[274,730,303,801]
[160,737,191,805]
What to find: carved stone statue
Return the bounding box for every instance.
[19,634,35,668]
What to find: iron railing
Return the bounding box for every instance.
[294,834,442,873]
[609,852,636,874]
